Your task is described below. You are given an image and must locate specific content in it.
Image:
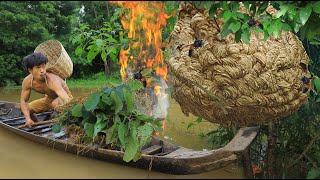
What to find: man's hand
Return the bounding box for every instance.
[25,119,35,128]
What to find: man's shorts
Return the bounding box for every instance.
[29,93,73,113]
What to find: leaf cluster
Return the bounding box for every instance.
[54,84,162,162]
[193,1,320,44]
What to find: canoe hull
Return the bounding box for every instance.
[0,101,259,175]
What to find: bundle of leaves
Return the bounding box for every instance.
[53,84,163,162]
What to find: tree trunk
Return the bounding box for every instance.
[265,121,276,179]
[241,148,254,179]
[104,58,110,76]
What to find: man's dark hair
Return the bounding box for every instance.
[23,52,48,70]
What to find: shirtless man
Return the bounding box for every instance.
[20,52,73,128]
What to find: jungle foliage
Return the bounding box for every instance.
[53,80,162,162]
[3,1,320,177]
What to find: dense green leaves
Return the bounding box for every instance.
[193,1,320,44]
[0,1,77,86]
[84,93,101,111]
[55,85,161,162]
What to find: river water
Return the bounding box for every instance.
[0,86,244,178]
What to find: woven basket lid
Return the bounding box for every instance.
[34,40,73,79]
[166,2,310,128]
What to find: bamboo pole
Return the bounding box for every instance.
[17,119,59,129]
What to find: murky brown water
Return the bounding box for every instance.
[0,86,244,178]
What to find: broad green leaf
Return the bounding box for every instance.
[241,30,250,44]
[128,79,144,91]
[136,113,155,121]
[94,119,108,137]
[221,1,229,10]
[257,1,268,14]
[234,12,244,19]
[229,21,241,33]
[231,3,240,12]
[84,122,94,138]
[115,85,126,101]
[281,23,292,32]
[123,135,139,162]
[106,46,117,56]
[75,46,83,56]
[313,79,320,92]
[299,25,308,41]
[52,123,61,133]
[299,5,312,26]
[87,48,99,62]
[307,167,320,179]
[101,50,107,61]
[276,5,289,18]
[272,19,282,39]
[132,152,141,162]
[72,35,81,45]
[235,29,242,42]
[102,94,113,106]
[84,93,101,111]
[316,97,320,103]
[250,4,257,16]
[123,88,134,112]
[71,104,83,117]
[141,68,153,76]
[313,1,320,14]
[118,121,127,147]
[204,1,214,11]
[107,37,118,43]
[267,22,275,36]
[209,6,217,19]
[287,8,296,21]
[105,123,117,144]
[110,90,123,114]
[109,52,117,63]
[95,112,108,124]
[137,123,154,146]
[223,11,232,22]
[106,80,121,87]
[243,1,250,10]
[102,87,113,96]
[95,39,104,48]
[220,20,232,38]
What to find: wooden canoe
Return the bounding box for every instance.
[0,100,259,175]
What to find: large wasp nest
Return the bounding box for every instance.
[166,2,310,128]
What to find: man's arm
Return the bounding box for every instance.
[49,77,71,104]
[20,77,33,127]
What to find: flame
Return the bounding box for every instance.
[110,1,175,133]
[109,1,172,82]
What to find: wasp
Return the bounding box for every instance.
[300,76,313,93]
[189,39,205,57]
[247,19,264,29]
[133,70,147,88]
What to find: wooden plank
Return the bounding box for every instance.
[142,145,162,155]
[22,124,52,132]
[33,127,52,134]
[0,103,5,108]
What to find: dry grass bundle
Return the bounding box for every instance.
[166,2,310,128]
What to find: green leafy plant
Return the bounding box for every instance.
[70,5,130,75]
[53,83,162,162]
[193,1,320,44]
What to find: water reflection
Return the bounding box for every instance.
[0,86,244,178]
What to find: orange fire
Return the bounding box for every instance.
[109,1,171,83]
[110,1,174,133]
